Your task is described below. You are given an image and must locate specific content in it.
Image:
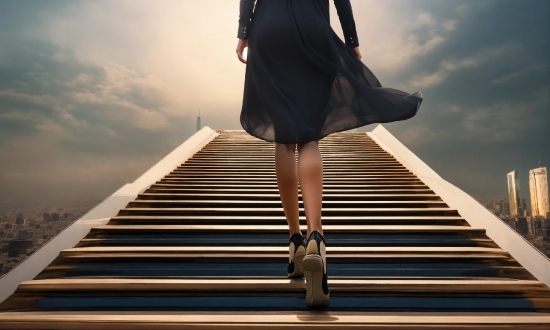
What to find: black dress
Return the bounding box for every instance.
[238,0,422,144]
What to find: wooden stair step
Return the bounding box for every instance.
[17,278,548,293]
[108,215,468,226]
[148,184,431,189]
[135,193,441,201]
[152,182,426,188]
[116,208,460,217]
[144,188,435,194]
[124,200,449,208]
[91,225,482,233]
[60,246,508,259]
[165,173,416,178]
[1,311,549,329]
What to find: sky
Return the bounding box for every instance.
[0,0,548,205]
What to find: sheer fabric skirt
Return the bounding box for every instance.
[240,0,422,144]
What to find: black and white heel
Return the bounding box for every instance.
[303,231,330,307]
[287,233,306,278]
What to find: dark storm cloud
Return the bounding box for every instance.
[372,0,550,198]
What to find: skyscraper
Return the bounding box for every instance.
[529,166,549,218]
[507,170,522,216]
[196,110,201,132]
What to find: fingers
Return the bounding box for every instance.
[236,49,247,64]
[236,39,249,64]
[353,47,362,60]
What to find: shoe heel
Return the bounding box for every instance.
[303,255,330,307]
[293,246,306,277]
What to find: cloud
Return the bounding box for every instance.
[0,40,190,203]
[408,42,522,89]
[460,87,549,142]
[491,63,550,85]
[365,11,450,72]
[0,40,177,136]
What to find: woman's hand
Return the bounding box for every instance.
[236,39,249,64]
[352,47,362,60]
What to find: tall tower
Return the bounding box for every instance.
[529,164,549,218]
[196,110,201,132]
[507,170,522,216]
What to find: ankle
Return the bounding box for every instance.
[289,229,303,237]
[307,229,323,238]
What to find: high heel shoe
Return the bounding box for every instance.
[287,232,306,278]
[303,230,330,307]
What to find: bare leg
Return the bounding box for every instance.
[297,141,323,237]
[275,143,302,237]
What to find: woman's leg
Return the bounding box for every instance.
[296,141,323,237]
[298,140,329,307]
[275,143,301,237]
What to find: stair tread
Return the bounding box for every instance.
[92,225,481,232]
[64,246,506,253]
[18,278,548,292]
[1,311,550,326]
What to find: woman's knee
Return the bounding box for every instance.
[297,140,319,153]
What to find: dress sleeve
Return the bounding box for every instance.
[333,0,359,48]
[237,0,256,40]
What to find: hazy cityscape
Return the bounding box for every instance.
[0,199,101,277]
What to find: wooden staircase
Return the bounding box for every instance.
[1,130,549,329]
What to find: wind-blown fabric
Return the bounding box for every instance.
[238,0,423,144]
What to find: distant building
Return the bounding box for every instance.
[502,201,510,216]
[52,213,60,221]
[529,166,549,218]
[15,213,23,225]
[526,217,537,236]
[507,170,523,216]
[502,217,516,229]
[7,239,33,257]
[532,218,544,236]
[538,219,550,238]
[43,213,51,222]
[515,217,529,235]
[196,110,201,131]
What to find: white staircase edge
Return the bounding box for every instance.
[368,124,550,288]
[0,126,219,303]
